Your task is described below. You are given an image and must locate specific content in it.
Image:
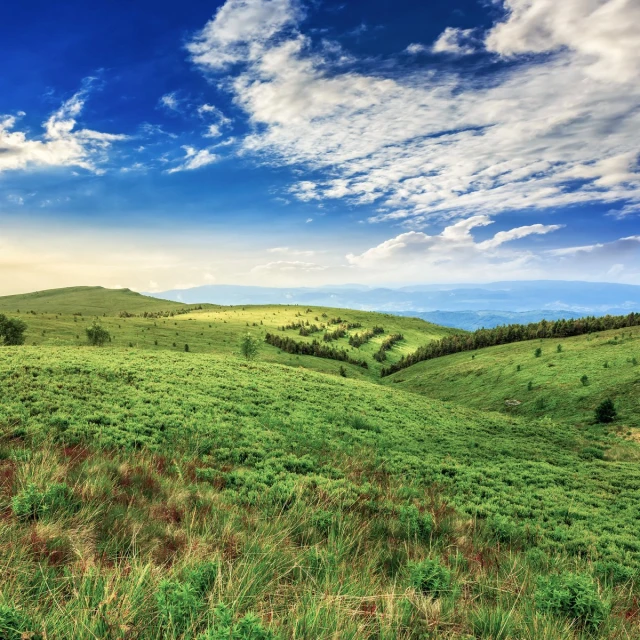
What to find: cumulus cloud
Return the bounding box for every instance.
[198,103,232,138]
[0,90,126,174]
[186,0,640,226]
[431,27,478,55]
[347,215,560,266]
[167,146,219,173]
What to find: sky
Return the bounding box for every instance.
[0,0,639,295]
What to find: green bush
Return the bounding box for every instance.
[595,398,616,423]
[0,604,32,640]
[86,321,110,346]
[535,572,608,630]
[534,347,542,358]
[11,483,79,520]
[408,558,452,597]
[398,504,433,541]
[156,579,201,633]
[197,603,279,639]
[0,314,27,346]
[184,561,219,596]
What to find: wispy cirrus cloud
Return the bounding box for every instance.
[0,87,126,174]
[186,0,640,228]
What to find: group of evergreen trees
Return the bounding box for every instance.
[381,313,640,377]
[373,333,404,362]
[349,326,385,348]
[118,306,204,319]
[265,333,368,368]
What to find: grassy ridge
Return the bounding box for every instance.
[1,347,639,637]
[8,303,455,380]
[0,286,193,316]
[385,325,640,433]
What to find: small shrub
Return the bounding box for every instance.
[86,321,110,346]
[408,558,452,597]
[398,504,433,541]
[156,579,201,633]
[534,347,542,358]
[516,364,521,372]
[557,344,562,353]
[339,365,347,377]
[527,381,533,391]
[595,398,616,424]
[580,374,589,386]
[535,572,608,630]
[184,344,190,352]
[240,333,260,361]
[184,561,219,596]
[0,604,31,640]
[12,482,79,520]
[197,603,279,640]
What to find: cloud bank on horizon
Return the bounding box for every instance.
[0,0,639,293]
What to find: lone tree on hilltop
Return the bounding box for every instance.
[86,321,110,347]
[240,333,260,361]
[0,314,27,345]
[595,398,617,424]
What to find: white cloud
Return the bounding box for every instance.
[267,246,316,256]
[188,0,303,70]
[251,259,326,272]
[186,0,640,227]
[485,0,640,82]
[159,92,182,112]
[167,146,219,173]
[0,89,126,174]
[347,215,560,266]
[198,103,232,138]
[405,43,428,55]
[431,27,478,55]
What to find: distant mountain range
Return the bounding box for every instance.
[148,281,640,330]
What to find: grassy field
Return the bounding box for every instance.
[2,287,456,380]
[1,346,640,638]
[385,325,640,433]
[1,287,640,638]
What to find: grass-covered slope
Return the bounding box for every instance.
[9,300,456,380]
[1,347,639,638]
[384,325,640,432]
[0,286,190,316]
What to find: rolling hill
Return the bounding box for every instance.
[384,325,640,433]
[1,286,639,638]
[0,286,192,316]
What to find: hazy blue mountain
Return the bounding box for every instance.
[394,310,585,331]
[148,282,640,328]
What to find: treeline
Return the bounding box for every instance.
[323,321,363,342]
[373,333,404,362]
[118,306,204,319]
[265,333,368,368]
[380,312,640,377]
[349,326,385,348]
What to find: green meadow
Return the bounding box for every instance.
[1,287,639,638]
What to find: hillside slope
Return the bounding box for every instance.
[0,286,190,316]
[6,296,457,380]
[0,347,639,637]
[385,325,640,431]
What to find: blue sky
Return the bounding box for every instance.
[0,0,638,294]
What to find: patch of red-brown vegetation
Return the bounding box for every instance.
[61,444,92,467]
[152,531,187,566]
[622,597,639,622]
[222,532,242,562]
[151,502,184,525]
[26,529,72,566]
[0,459,16,496]
[115,465,162,500]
